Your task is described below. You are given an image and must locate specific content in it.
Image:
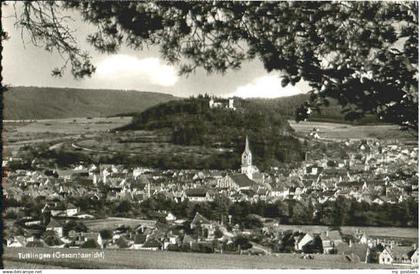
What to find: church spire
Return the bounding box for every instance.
[245,135,250,153]
[241,135,253,179]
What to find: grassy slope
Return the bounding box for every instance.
[4,86,178,120]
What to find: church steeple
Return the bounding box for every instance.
[244,135,250,154]
[241,136,253,178]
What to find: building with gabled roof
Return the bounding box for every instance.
[190,212,212,229]
[320,230,343,254]
[379,246,416,265]
[225,174,258,191]
[185,188,213,202]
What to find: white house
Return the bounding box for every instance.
[296,233,314,251]
[66,203,79,217]
[411,248,419,266]
[379,246,416,266]
[165,212,177,222]
[7,236,27,247]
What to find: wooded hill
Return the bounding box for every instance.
[120,95,305,169]
[3,86,177,120]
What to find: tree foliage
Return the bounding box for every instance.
[10,1,418,129]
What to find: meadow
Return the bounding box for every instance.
[3,117,132,157]
[3,247,401,269]
[273,224,418,239]
[289,120,416,141]
[82,217,157,231]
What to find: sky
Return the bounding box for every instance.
[2,3,311,98]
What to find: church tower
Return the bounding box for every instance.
[241,136,253,179]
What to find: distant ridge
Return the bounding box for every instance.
[251,94,381,125]
[3,86,178,120]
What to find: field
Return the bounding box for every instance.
[82,217,157,231]
[289,120,416,141]
[3,117,132,157]
[3,247,402,269]
[272,224,418,239]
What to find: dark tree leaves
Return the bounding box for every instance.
[11,1,419,130]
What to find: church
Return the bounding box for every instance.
[216,136,268,190]
[241,136,260,180]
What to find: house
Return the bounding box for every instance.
[46,219,64,238]
[190,212,212,229]
[320,230,343,254]
[411,248,418,266]
[185,188,213,202]
[356,232,369,245]
[270,186,292,200]
[379,246,416,265]
[190,212,216,240]
[336,241,369,263]
[222,174,258,191]
[7,236,27,247]
[209,97,236,110]
[66,203,79,217]
[165,212,177,222]
[296,233,314,251]
[163,233,180,250]
[305,165,323,176]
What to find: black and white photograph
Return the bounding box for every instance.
[1,0,418,270]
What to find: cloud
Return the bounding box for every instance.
[95,55,178,87]
[229,73,305,98]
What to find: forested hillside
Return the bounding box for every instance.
[4,86,177,120]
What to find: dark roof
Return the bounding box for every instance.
[388,246,416,258]
[143,238,162,248]
[67,203,77,209]
[191,212,211,227]
[336,242,368,261]
[229,174,257,187]
[320,230,342,242]
[322,168,348,176]
[185,188,208,197]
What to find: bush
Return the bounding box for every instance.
[81,239,100,249]
[99,229,113,240]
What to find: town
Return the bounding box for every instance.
[3,121,419,267]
